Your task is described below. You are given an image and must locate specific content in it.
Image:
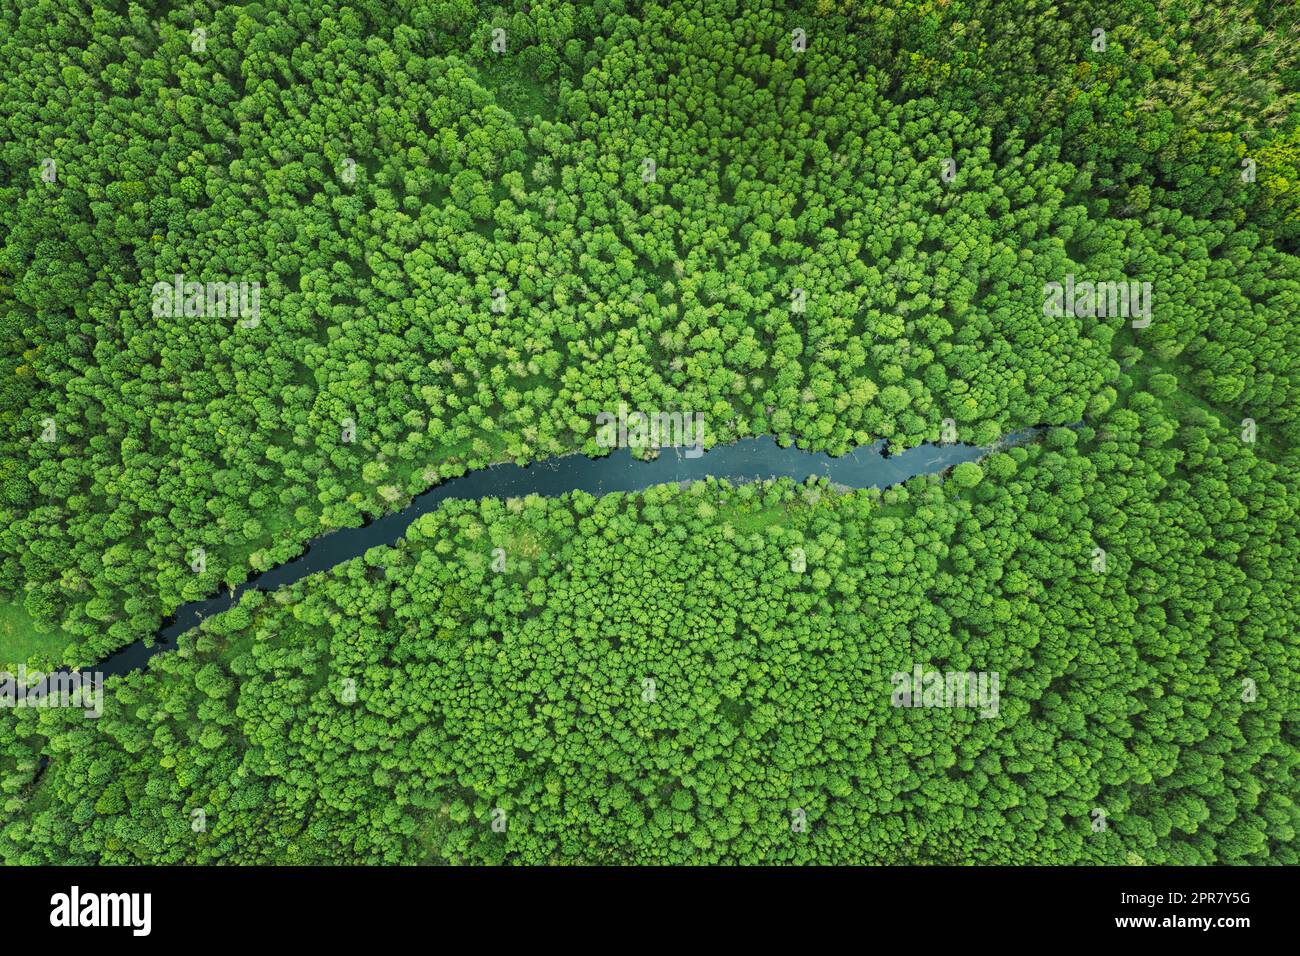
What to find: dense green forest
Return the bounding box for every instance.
[1,0,1296,864]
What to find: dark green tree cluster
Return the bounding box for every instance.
[828,0,1300,243]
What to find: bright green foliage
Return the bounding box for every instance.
[0,0,1297,865]
[9,0,1274,663]
[3,396,1295,863]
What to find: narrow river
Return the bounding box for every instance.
[89,428,1048,680]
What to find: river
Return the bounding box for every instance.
[89,428,1047,680]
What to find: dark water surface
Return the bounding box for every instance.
[93,430,1043,679]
